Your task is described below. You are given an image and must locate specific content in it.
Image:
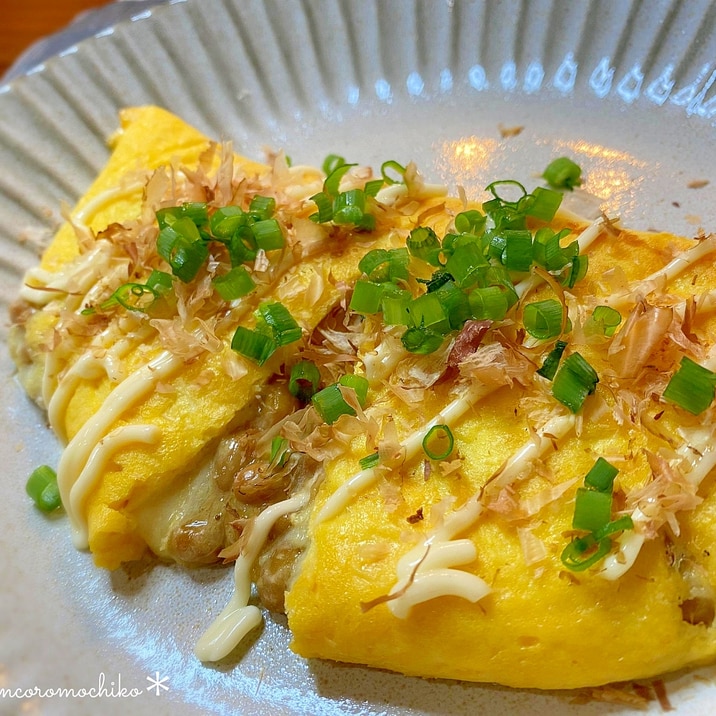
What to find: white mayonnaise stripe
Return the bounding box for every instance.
[387,413,576,617]
[69,425,161,549]
[58,350,181,537]
[195,492,309,662]
[48,332,142,441]
[315,382,497,525]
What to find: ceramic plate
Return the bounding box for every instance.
[2,1,716,714]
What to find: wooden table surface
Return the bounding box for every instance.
[0,0,111,78]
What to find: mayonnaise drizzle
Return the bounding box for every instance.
[58,349,181,545]
[315,382,497,525]
[195,492,309,662]
[387,413,576,615]
[69,425,161,549]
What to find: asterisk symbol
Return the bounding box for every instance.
[146,672,169,696]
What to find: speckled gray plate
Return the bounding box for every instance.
[2,1,716,714]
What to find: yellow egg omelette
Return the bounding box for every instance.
[10,105,716,691]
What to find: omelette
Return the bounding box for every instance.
[10,106,716,691]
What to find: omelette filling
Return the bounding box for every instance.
[11,108,716,685]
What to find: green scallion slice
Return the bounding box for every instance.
[584,305,622,338]
[543,157,582,191]
[156,201,209,230]
[231,326,277,365]
[593,515,634,541]
[560,535,611,571]
[26,465,61,512]
[401,326,444,354]
[358,248,410,283]
[309,191,334,223]
[381,160,407,185]
[100,283,159,313]
[350,280,386,314]
[339,374,369,406]
[408,292,451,334]
[536,340,568,380]
[288,360,321,401]
[583,457,619,493]
[322,154,346,176]
[523,186,562,222]
[454,210,486,235]
[551,352,599,413]
[407,226,442,266]
[252,218,285,251]
[359,452,380,470]
[213,266,256,301]
[256,302,303,346]
[312,384,355,424]
[444,243,488,288]
[146,270,174,295]
[468,285,509,321]
[663,356,716,415]
[249,195,276,221]
[523,299,564,340]
[422,424,455,460]
[572,487,613,533]
[501,229,533,272]
[157,218,208,282]
[210,206,247,238]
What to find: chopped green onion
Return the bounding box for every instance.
[333,188,367,225]
[252,218,285,251]
[26,465,61,512]
[312,384,354,424]
[523,186,562,222]
[146,270,173,295]
[584,457,619,492]
[422,424,454,460]
[227,226,258,265]
[100,283,159,313]
[444,243,488,288]
[213,266,256,301]
[249,194,276,222]
[231,326,277,365]
[407,226,442,266]
[309,191,334,223]
[593,515,634,541]
[485,179,527,205]
[454,210,486,235]
[359,452,380,470]
[324,163,356,196]
[468,285,509,321]
[322,154,346,176]
[584,305,622,338]
[350,280,387,314]
[270,436,290,467]
[536,340,568,380]
[338,374,369,406]
[564,253,589,288]
[401,326,444,354]
[289,360,321,401]
[434,281,473,328]
[501,229,533,272]
[381,160,406,185]
[156,202,209,229]
[572,487,613,533]
[256,302,303,346]
[543,157,582,191]
[358,248,410,282]
[663,356,716,415]
[560,535,611,571]
[157,218,208,282]
[408,292,451,334]
[382,291,413,325]
[364,179,384,197]
[422,270,455,293]
[523,299,564,340]
[532,227,571,271]
[210,206,247,238]
[551,352,599,413]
